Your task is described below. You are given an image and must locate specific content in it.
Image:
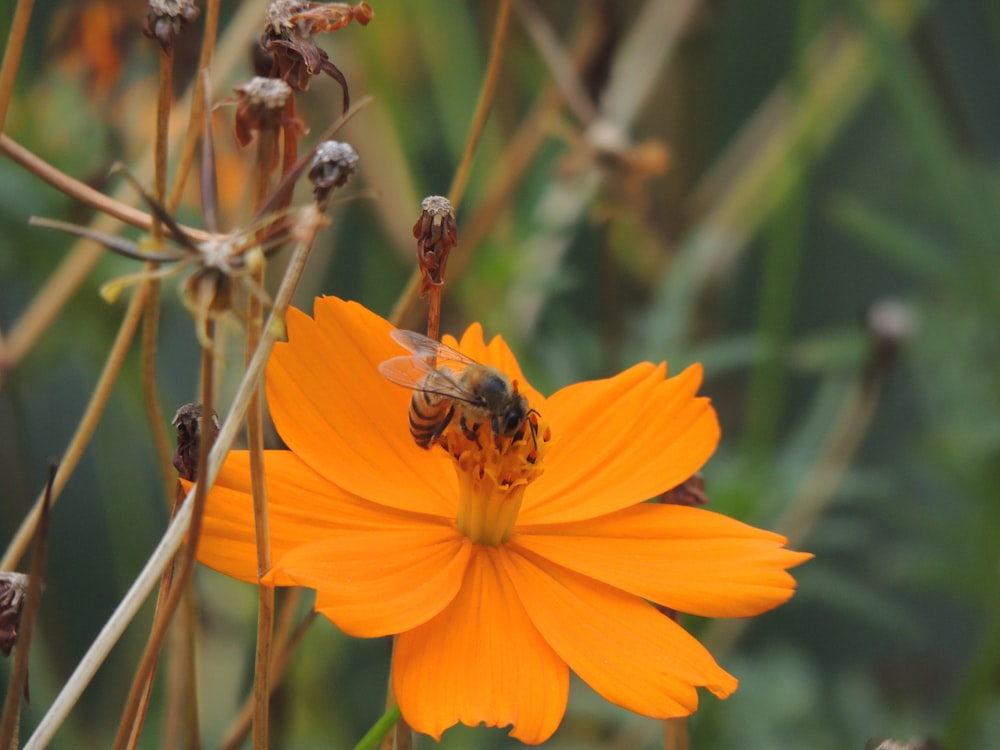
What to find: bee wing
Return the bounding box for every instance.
[388,329,480,369]
[378,355,483,403]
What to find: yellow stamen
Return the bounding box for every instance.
[443,416,550,545]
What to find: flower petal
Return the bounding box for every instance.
[515,504,811,617]
[275,522,471,637]
[266,297,456,517]
[195,450,380,583]
[393,547,569,744]
[447,324,545,408]
[522,362,719,524]
[501,546,737,718]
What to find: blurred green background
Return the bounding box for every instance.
[2,0,1000,748]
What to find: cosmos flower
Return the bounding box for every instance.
[194,296,810,743]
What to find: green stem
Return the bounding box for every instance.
[352,705,403,750]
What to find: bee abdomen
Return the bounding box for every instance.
[408,390,454,449]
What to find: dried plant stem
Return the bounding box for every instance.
[124,496,182,750]
[389,0,511,327]
[248,131,279,750]
[0,0,34,132]
[0,281,151,571]
[146,47,179,510]
[663,718,689,750]
[217,602,315,750]
[23,224,318,747]
[112,317,218,750]
[166,0,220,214]
[0,464,51,750]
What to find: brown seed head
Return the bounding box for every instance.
[143,0,201,50]
[413,196,457,297]
[0,572,30,657]
[233,76,296,148]
[308,140,359,202]
[172,403,221,481]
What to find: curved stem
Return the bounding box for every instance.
[0,0,34,132]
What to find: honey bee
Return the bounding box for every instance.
[378,330,538,451]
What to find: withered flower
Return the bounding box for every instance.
[172,403,221,481]
[0,572,30,657]
[659,472,709,507]
[412,195,457,297]
[143,0,201,50]
[231,77,307,170]
[262,0,374,110]
[308,140,359,203]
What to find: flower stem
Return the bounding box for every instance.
[354,705,403,750]
[248,124,280,750]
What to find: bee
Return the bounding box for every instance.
[378,330,538,451]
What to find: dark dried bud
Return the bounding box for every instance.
[0,572,30,657]
[659,472,709,507]
[308,140,359,203]
[233,76,296,148]
[172,403,221,481]
[143,0,201,50]
[866,738,941,750]
[413,196,457,297]
[864,299,916,386]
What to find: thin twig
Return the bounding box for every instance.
[0,0,35,133]
[22,199,330,750]
[0,281,151,571]
[217,605,316,750]
[248,124,279,750]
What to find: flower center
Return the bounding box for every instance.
[437,409,551,546]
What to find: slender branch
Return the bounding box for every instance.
[22,201,328,750]
[248,126,279,750]
[0,281,151,571]
[0,0,35,133]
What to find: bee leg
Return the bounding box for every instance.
[459,414,482,447]
[430,403,456,445]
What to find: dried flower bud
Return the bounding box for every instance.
[262,1,373,108]
[233,76,296,148]
[172,403,221,481]
[866,738,940,750]
[0,572,30,657]
[143,0,201,50]
[308,140,359,203]
[413,196,457,297]
[659,472,709,507]
[864,299,917,386]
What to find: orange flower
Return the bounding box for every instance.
[195,296,810,744]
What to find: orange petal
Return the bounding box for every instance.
[266,298,456,518]
[515,504,812,618]
[194,450,418,584]
[501,546,737,718]
[393,547,569,744]
[448,324,545,408]
[275,522,470,637]
[522,362,719,524]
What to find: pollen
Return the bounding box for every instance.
[444,414,552,546]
